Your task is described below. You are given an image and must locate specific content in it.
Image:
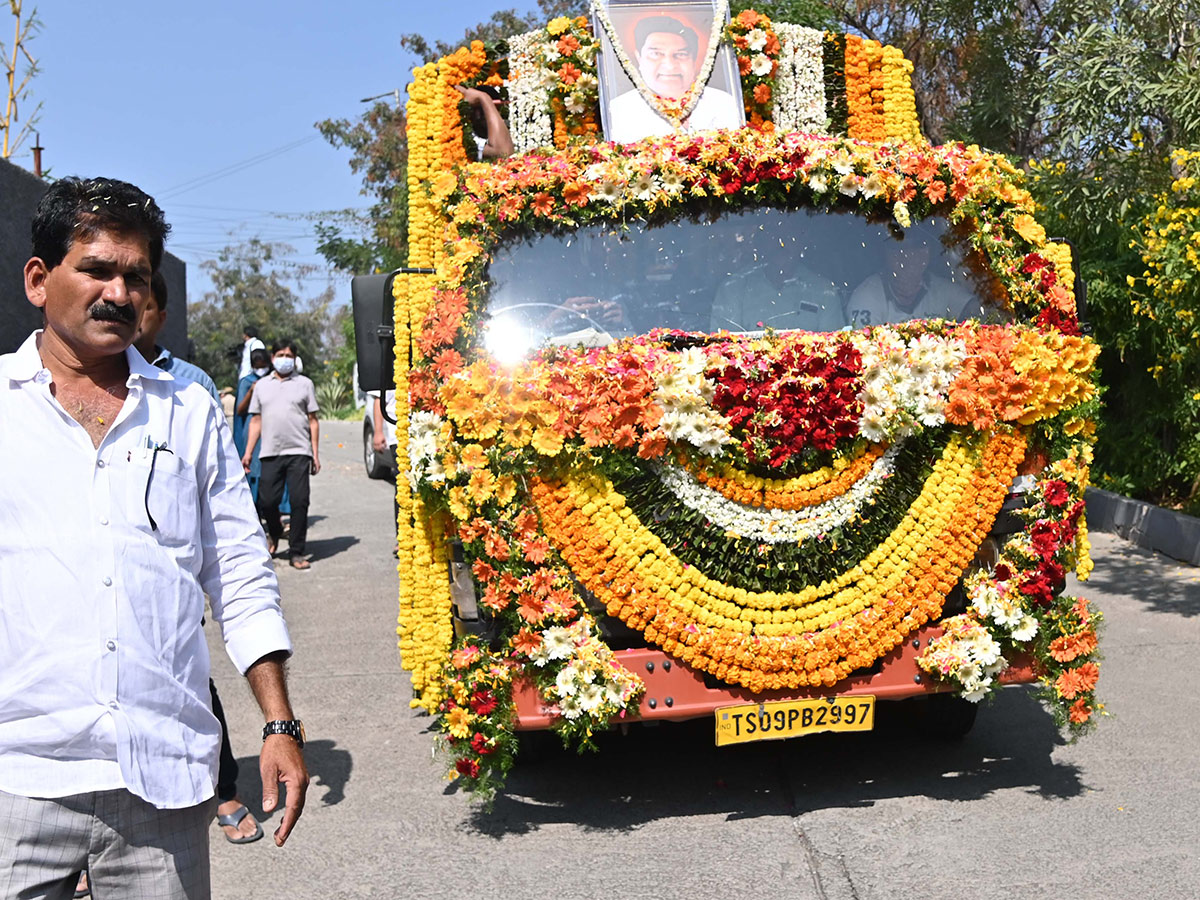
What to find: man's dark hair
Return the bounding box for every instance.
[150,271,168,312]
[244,325,259,339]
[31,176,170,271]
[250,348,271,368]
[272,339,296,355]
[634,16,699,58]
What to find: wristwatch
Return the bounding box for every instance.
[262,719,306,748]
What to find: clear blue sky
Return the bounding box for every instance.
[11,0,541,303]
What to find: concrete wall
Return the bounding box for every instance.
[1,158,188,357]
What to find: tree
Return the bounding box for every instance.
[314,100,409,275]
[188,239,337,389]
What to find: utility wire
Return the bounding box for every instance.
[157,134,322,200]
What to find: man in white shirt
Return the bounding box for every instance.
[237,325,265,381]
[0,176,308,899]
[606,15,742,143]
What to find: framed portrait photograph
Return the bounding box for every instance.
[594,0,745,144]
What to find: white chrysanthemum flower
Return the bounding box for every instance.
[859,412,889,443]
[745,28,768,51]
[630,172,656,200]
[861,173,886,199]
[751,53,773,76]
[1011,615,1039,642]
[893,200,911,228]
[578,683,604,712]
[559,694,583,720]
[838,173,860,197]
[539,68,559,90]
[604,681,625,706]
[661,170,685,193]
[555,666,579,697]
[529,643,552,667]
[576,73,598,91]
[565,92,587,114]
[542,626,574,660]
[594,179,624,203]
[808,173,828,193]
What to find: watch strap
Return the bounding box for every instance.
[262,719,305,747]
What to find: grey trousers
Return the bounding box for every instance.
[0,789,213,900]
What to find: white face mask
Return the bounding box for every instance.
[273,356,296,376]
[253,367,270,377]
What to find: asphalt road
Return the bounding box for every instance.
[207,419,1200,900]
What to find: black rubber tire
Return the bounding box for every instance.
[921,692,979,740]
[363,422,390,480]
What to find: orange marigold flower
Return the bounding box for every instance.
[1048,629,1097,663]
[512,628,542,656]
[753,83,772,104]
[562,181,590,206]
[1069,698,1092,724]
[558,62,581,85]
[532,192,555,216]
[1055,661,1099,699]
[735,9,760,27]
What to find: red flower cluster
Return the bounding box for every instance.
[1017,498,1084,607]
[711,340,863,468]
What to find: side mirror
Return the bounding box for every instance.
[351,268,437,421]
[351,273,394,396]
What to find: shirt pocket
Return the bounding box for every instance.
[124,449,201,547]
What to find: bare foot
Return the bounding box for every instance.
[74,871,89,898]
[289,556,311,570]
[266,536,278,557]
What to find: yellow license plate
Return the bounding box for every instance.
[715,696,875,746]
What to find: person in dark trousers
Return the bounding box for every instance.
[241,339,321,569]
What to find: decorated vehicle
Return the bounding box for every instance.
[357,2,1104,800]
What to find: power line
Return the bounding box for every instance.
[156,134,322,200]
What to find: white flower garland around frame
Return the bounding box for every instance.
[591,0,729,126]
[507,29,555,152]
[652,440,902,544]
[772,24,827,135]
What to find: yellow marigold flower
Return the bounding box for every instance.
[446,706,473,739]
[1012,214,1046,245]
[531,427,565,456]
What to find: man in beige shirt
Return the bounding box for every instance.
[242,339,320,569]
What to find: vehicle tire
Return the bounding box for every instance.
[921,692,978,740]
[514,729,560,765]
[363,422,390,480]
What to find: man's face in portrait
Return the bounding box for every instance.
[636,30,697,99]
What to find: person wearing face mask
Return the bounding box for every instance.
[241,340,320,570]
[234,348,272,502]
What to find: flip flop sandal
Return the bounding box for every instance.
[74,871,90,898]
[216,804,264,844]
[290,557,312,570]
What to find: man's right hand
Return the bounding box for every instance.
[372,433,387,453]
[241,453,252,473]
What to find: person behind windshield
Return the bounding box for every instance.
[711,238,845,332]
[845,233,977,327]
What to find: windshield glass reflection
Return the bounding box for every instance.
[482,206,1010,360]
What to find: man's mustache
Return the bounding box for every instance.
[88,301,137,324]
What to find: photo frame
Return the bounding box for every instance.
[594,0,745,144]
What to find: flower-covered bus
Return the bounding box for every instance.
[356,4,1103,799]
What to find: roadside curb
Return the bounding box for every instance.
[1086,487,1200,567]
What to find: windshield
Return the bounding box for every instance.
[482,206,1010,362]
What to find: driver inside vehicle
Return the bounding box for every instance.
[710,236,845,333]
[845,233,978,327]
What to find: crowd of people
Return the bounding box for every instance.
[0,176,313,899]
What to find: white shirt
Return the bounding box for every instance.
[238,336,265,380]
[845,273,978,328]
[0,331,291,809]
[607,85,742,144]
